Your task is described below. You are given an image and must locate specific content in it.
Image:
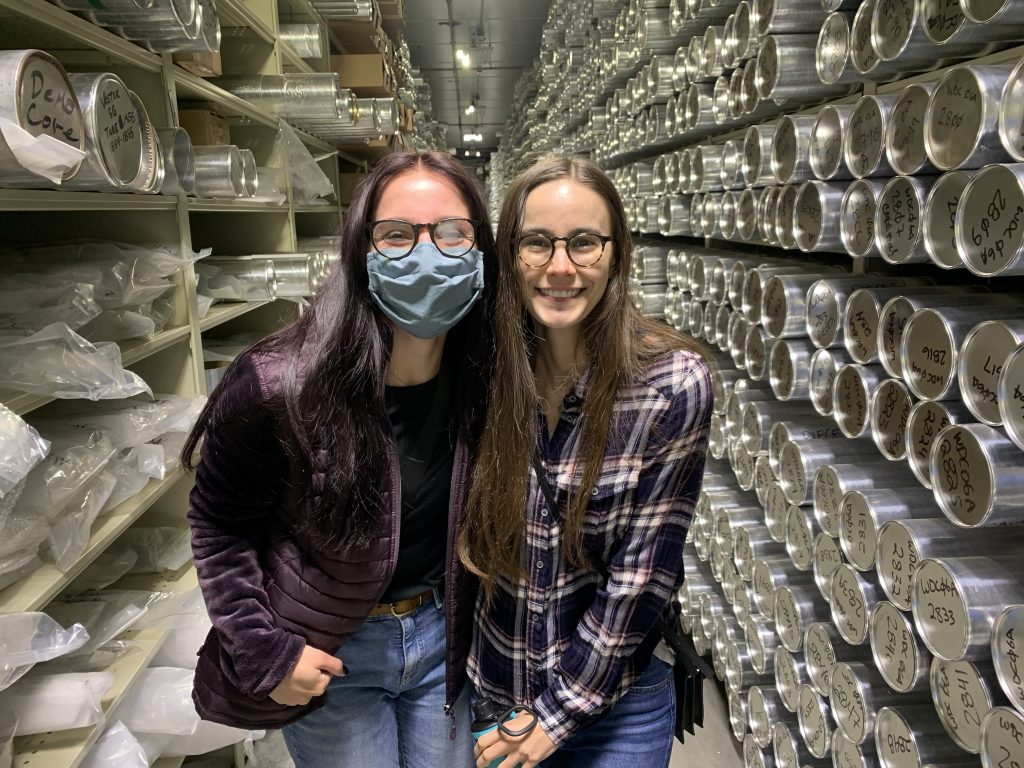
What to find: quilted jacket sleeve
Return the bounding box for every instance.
[187,353,306,699]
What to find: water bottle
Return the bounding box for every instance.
[471,697,520,768]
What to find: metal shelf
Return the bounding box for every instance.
[12,628,168,768]
[218,0,276,45]
[282,43,317,74]
[174,69,279,129]
[0,190,179,213]
[294,203,338,213]
[0,0,161,72]
[0,469,185,614]
[199,300,271,332]
[188,198,290,212]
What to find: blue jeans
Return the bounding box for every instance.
[539,656,676,768]
[281,590,474,768]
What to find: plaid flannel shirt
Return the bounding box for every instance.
[467,348,713,746]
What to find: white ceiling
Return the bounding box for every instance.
[403,0,552,155]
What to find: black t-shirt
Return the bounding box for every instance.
[381,367,455,601]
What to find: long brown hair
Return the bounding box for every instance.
[459,156,706,589]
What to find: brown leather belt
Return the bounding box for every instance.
[368,587,434,617]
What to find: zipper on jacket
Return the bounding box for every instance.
[445,703,456,740]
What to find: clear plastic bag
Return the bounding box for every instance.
[0,404,50,499]
[46,590,154,657]
[117,527,193,574]
[0,280,101,333]
[158,719,249,757]
[0,551,41,591]
[137,431,188,480]
[2,426,116,560]
[41,395,195,451]
[0,612,90,692]
[150,620,208,670]
[81,721,147,768]
[0,671,111,735]
[46,470,117,572]
[100,448,148,514]
[0,323,152,401]
[275,120,333,204]
[77,309,156,343]
[70,547,138,593]
[118,666,199,735]
[196,293,214,319]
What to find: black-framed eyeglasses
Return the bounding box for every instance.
[517,232,613,268]
[368,218,479,259]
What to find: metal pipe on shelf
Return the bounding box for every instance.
[833,363,887,439]
[829,660,907,745]
[809,348,853,416]
[836,486,938,572]
[772,115,817,186]
[775,646,809,713]
[912,556,1024,661]
[844,94,900,179]
[812,461,916,537]
[869,377,915,460]
[874,174,939,265]
[831,563,883,645]
[930,656,1009,753]
[958,319,1024,426]
[885,82,938,176]
[810,104,856,180]
[924,64,1015,170]
[905,399,975,488]
[869,600,932,694]
[922,169,978,270]
[955,163,1024,276]
[840,178,887,258]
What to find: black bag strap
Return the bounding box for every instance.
[530,452,713,680]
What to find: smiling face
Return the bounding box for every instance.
[518,178,614,333]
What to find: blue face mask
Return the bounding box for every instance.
[366,241,485,340]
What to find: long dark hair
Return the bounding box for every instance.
[184,151,496,548]
[459,156,705,589]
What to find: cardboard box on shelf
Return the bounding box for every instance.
[172,51,222,77]
[380,0,405,36]
[178,108,231,146]
[399,103,415,133]
[339,133,405,161]
[329,14,383,55]
[338,172,367,205]
[330,53,394,97]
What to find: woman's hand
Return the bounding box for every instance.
[473,712,558,768]
[269,645,344,706]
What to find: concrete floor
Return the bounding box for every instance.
[242,679,744,768]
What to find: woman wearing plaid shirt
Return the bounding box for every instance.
[459,156,714,768]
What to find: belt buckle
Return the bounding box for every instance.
[389,593,424,617]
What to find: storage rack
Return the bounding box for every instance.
[0,0,347,765]
[491,1,1024,766]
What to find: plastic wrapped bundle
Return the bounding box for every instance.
[82,721,148,768]
[0,612,89,692]
[0,671,112,735]
[0,404,50,499]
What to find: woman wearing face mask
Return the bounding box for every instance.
[182,150,496,768]
[460,156,713,768]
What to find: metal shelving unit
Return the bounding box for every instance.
[0,1,345,764]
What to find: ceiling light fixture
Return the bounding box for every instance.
[465,102,475,115]
[455,48,471,68]
[463,132,483,142]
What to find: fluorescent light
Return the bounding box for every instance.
[465,103,475,115]
[456,48,466,59]
[462,132,483,142]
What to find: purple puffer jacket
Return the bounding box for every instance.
[187,350,476,729]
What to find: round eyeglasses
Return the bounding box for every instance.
[369,218,479,259]
[517,232,613,268]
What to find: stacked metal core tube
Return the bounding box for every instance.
[488,2,1024,766]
